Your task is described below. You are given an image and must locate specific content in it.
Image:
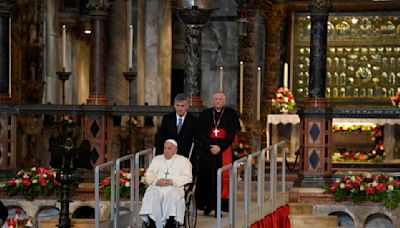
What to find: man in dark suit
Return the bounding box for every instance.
[155,93,199,159]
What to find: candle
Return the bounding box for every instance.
[128,25,133,69]
[284,62,288,88]
[239,61,244,114]
[219,66,223,91]
[9,18,11,96]
[257,67,261,121]
[62,25,66,70]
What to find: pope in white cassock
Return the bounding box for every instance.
[140,139,192,228]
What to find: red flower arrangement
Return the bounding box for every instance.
[390,89,400,107]
[4,166,61,200]
[100,168,147,200]
[232,132,251,161]
[326,173,400,209]
[7,209,33,228]
[332,125,384,162]
[271,87,296,113]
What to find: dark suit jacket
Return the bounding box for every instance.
[155,112,199,158]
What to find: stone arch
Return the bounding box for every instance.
[364,213,393,228]
[72,205,95,218]
[36,206,59,222]
[6,205,28,220]
[328,211,355,227]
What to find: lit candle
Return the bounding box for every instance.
[284,62,288,88]
[62,25,66,70]
[239,61,244,114]
[128,25,133,70]
[219,66,223,91]
[9,18,11,96]
[257,67,261,121]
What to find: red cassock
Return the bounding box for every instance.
[209,127,232,199]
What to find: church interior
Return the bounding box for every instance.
[1,0,400,227]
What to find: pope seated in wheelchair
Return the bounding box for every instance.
[140,139,192,228]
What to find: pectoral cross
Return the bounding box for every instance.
[213,128,220,137]
[164,170,170,178]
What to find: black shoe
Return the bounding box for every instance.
[204,206,212,216]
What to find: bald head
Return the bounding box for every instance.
[212,91,226,111]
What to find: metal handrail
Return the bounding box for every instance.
[95,160,115,228]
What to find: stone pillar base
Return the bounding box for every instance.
[87,95,108,105]
[293,174,332,188]
[0,94,11,103]
[306,97,329,108]
[188,96,203,106]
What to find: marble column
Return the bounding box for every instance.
[87,0,110,105]
[261,4,286,149]
[177,6,212,106]
[0,0,13,102]
[184,24,203,106]
[295,0,332,188]
[0,0,15,169]
[85,0,112,165]
[237,9,259,147]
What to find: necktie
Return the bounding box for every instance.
[177,117,183,134]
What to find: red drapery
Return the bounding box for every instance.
[250,204,291,228]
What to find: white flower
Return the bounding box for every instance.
[26,218,33,227]
[388,185,394,192]
[360,185,365,191]
[123,173,131,180]
[31,167,36,172]
[350,176,356,182]
[15,178,22,184]
[42,174,48,178]
[389,177,393,182]
[23,174,29,179]
[32,179,38,184]
[372,181,378,187]
[335,179,340,183]
[124,181,130,187]
[365,173,371,178]
[340,183,345,189]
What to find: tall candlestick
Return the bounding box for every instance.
[257,67,261,121]
[219,66,223,91]
[62,25,66,69]
[284,62,288,88]
[128,25,133,69]
[239,61,244,114]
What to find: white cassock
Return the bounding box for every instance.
[139,154,192,228]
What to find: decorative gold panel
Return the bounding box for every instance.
[293,14,400,105]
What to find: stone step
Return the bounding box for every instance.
[289,203,313,215]
[290,215,338,227]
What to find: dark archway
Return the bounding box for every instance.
[72,206,95,219]
[328,211,354,227]
[364,213,393,228]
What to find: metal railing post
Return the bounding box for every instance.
[217,164,232,228]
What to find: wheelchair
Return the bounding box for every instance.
[141,180,197,228]
[183,178,197,228]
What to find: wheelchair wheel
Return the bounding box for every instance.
[184,191,197,228]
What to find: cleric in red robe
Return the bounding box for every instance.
[195,91,239,216]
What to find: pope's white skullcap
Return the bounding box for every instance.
[165,139,178,148]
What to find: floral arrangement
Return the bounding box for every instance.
[232,132,251,161]
[6,209,33,228]
[332,125,384,162]
[126,117,139,131]
[271,87,296,113]
[390,89,400,107]
[60,115,79,128]
[100,168,147,200]
[4,166,61,200]
[326,173,400,209]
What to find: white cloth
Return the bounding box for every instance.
[139,154,192,228]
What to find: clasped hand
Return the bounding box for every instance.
[156,178,173,186]
[210,145,221,155]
